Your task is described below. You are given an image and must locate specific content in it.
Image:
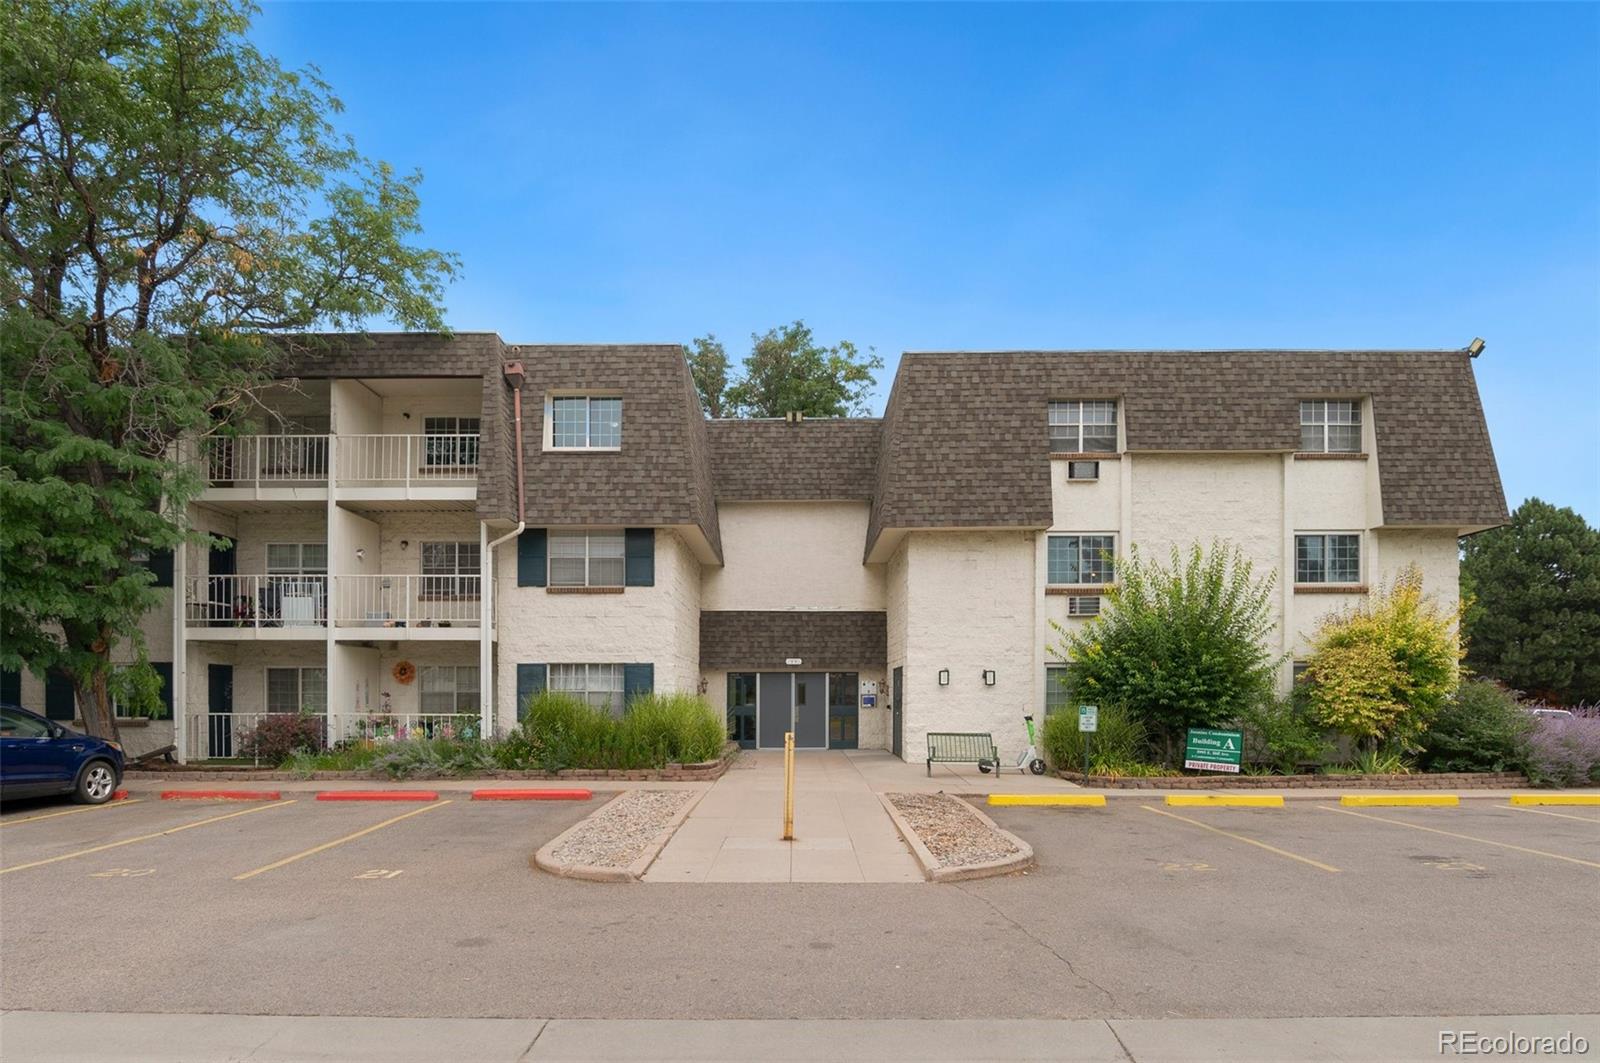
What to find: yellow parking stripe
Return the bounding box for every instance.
[987,794,1106,807]
[233,800,451,881]
[0,801,294,875]
[1141,805,1340,873]
[1510,794,1600,806]
[1319,806,1600,870]
[1165,795,1284,808]
[1340,794,1458,807]
[1507,805,1600,824]
[0,799,144,826]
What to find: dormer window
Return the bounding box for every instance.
[548,395,622,450]
[1299,400,1361,453]
[1048,400,1117,453]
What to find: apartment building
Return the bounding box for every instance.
[4,335,1507,764]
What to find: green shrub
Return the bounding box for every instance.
[371,736,491,780]
[1041,704,1151,774]
[1416,679,1533,774]
[617,693,725,768]
[1050,542,1283,762]
[1240,697,1331,774]
[516,688,725,771]
[282,741,383,776]
[519,690,621,771]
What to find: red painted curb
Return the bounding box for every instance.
[113,790,130,801]
[315,791,438,802]
[160,790,281,801]
[470,788,592,801]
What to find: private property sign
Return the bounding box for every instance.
[1184,728,1243,773]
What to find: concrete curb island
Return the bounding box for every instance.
[879,793,1036,882]
[532,788,707,883]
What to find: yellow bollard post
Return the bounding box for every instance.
[783,731,795,841]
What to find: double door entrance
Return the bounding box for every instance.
[729,672,859,750]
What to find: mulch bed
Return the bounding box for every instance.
[884,792,1020,869]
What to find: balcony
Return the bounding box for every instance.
[198,433,479,507]
[201,436,330,504]
[183,574,484,640]
[331,575,484,638]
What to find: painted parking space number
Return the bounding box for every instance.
[355,868,403,879]
[90,868,156,878]
[1422,859,1486,872]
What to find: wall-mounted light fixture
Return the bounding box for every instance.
[982,670,997,687]
[938,669,950,687]
[399,540,409,550]
[354,548,366,562]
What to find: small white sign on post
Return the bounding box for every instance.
[1078,705,1099,733]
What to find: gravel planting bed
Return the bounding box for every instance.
[885,792,1021,868]
[547,789,696,871]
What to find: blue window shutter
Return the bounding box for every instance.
[147,549,174,588]
[45,670,75,721]
[624,528,655,586]
[517,529,547,587]
[623,663,654,707]
[151,662,174,719]
[0,668,20,705]
[515,663,547,720]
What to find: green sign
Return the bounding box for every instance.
[1184,728,1243,773]
[1078,705,1099,733]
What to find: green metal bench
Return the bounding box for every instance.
[925,732,1000,776]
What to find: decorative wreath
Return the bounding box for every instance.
[392,660,416,685]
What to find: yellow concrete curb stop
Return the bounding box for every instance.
[1509,794,1600,806]
[1164,795,1283,808]
[1340,794,1459,807]
[987,794,1106,807]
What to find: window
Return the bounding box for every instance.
[420,541,481,598]
[1066,460,1100,481]
[423,416,481,468]
[548,531,626,588]
[266,543,327,574]
[1048,534,1116,585]
[1295,533,1361,584]
[1,707,51,738]
[420,665,480,714]
[1299,400,1362,453]
[550,396,622,449]
[551,663,624,716]
[1048,400,1118,453]
[1067,595,1101,617]
[266,667,327,714]
[1045,665,1070,715]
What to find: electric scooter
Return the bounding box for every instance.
[977,714,1049,775]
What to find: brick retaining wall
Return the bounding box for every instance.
[1056,770,1528,789]
[127,746,740,784]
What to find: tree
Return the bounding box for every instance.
[1,0,457,739]
[1050,542,1283,762]
[686,334,729,418]
[1461,498,1600,705]
[1303,566,1460,750]
[689,320,882,419]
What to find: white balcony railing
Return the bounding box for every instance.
[332,574,482,629]
[186,712,484,763]
[336,434,479,486]
[205,435,330,486]
[184,575,329,628]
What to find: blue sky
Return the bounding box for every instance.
[253,3,1599,520]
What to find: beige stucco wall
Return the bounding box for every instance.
[376,642,482,716]
[701,502,884,612]
[492,527,701,732]
[373,511,480,575]
[233,509,327,575]
[1286,528,1461,659]
[1290,459,1372,531]
[1131,453,1285,572]
[1050,456,1122,530]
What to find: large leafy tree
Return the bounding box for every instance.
[0,0,457,739]
[1461,498,1600,704]
[1050,542,1282,763]
[689,320,881,418]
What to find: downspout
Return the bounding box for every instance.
[482,361,528,737]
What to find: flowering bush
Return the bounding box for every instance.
[1526,714,1600,787]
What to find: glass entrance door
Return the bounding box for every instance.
[828,672,859,749]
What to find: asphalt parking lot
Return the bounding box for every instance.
[1,793,1595,1022]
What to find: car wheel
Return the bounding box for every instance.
[1029,758,1047,775]
[74,760,118,804]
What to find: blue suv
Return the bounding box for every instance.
[0,704,125,804]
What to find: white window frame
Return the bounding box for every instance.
[422,415,481,468]
[550,663,625,716]
[1048,534,1117,586]
[419,665,480,715]
[1045,664,1071,715]
[548,531,626,588]
[1299,400,1363,454]
[1295,532,1363,585]
[265,666,327,715]
[265,542,327,575]
[545,394,622,451]
[420,541,481,600]
[1048,400,1119,454]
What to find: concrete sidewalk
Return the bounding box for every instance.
[6,1012,1595,1062]
[643,751,924,882]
